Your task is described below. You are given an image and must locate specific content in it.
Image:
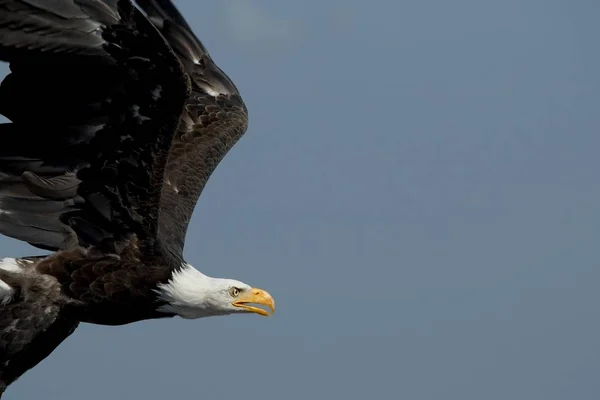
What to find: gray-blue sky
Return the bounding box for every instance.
[2,0,600,399]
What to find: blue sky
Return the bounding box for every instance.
[2,0,600,399]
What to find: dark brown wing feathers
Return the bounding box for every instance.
[0,0,249,261]
[137,0,249,256]
[0,0,190,263]
[158,90,248,256]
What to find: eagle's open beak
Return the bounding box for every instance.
[232,288,275,316]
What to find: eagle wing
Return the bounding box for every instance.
[136,0,249,256]
[0,0,190,265]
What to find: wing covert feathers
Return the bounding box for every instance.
[137,0,249,255]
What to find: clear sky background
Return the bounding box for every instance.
[1,0,599,399]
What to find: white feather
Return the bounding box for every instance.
[154,263,250,319]
[0,279,14,305]
[0,258,23,305]
[0,258,23,273]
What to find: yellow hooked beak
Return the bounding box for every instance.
[232,288,275,317]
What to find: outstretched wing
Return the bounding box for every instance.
[0,0,189,264]
[136,0,249,256]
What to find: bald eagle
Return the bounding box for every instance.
[0,0,275,396]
